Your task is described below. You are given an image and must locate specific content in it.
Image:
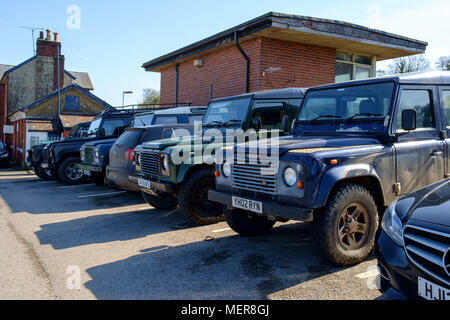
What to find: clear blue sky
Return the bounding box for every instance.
[0,0,448,106]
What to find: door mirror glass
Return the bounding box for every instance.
[281,114,289,132]
[402,109,417,131]
[251,117,262,131]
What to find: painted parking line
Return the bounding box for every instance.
[77,191,127,199]
[57,183,94,189]
[212,227,232,233]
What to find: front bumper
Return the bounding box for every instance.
[129,175,175,193]
[105,166,140,192]
[208,190,313,221]
[375,229,450,300]
[77,163,103,173]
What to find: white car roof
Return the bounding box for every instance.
[152,106,206,115]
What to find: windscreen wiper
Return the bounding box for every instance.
[311,115,342,122]
[222,119,242,127]
[205,121,224,128]
[344,113,384,121]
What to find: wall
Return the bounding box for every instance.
[160,38,262,106]
[159,37,337,106]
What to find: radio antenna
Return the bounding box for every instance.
[20,26,45,55]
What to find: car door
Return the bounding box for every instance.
[393,85,446,195]
[439,86,450,178]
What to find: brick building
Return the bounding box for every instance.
[0,30,111,162]
[143,12,428,106]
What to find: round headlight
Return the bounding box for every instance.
[283,167,297,186]
[222,162,231,177]
[162,154,170,171]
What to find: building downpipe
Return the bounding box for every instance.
[234,31,250,93]
[175,63,180,106]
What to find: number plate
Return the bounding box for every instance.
[232,196,263,214]
[138,178,151,190]
[83,170,91,176]
[418,277,450,300]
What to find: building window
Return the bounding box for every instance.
[65,95,80,111]
[47,132,62,141]
[335,52,374,83]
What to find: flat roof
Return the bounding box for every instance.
[143,12,428,72]
[307,71,450,91]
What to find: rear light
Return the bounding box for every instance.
[125,149,134,162]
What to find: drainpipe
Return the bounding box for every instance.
[57,45,61,118]
[234,31,250,93]
[174,63,180,107]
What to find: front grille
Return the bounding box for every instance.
[42,148,50,162]
[403,225,450,285]
[84,147,94,164]
[232,160,278,195]
[140,151,161,176]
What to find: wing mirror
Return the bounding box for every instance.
[281,115,290,132]
[402,109,417,131]
[251,117,262,131]
[99,128,106,137]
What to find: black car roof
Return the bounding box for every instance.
[211,87,306,103]
[308,71,450,92]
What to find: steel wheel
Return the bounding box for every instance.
[337,203,369,250]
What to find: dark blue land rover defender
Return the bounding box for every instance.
[209,71,450,266]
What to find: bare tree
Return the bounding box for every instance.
[435,56,450,71]
[140,89,160,108]
[378,54,431,76]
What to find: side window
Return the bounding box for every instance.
[102,119,125,136]
[396,90,434,130]
[443,90,450,127]
[189,115,204,124]
[154,116,178,125]
[252,108,284,130]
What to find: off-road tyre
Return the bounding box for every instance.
[57,157,88,185]
[177,167,224,225]
[35,165,54,181]
[224,207,275,236]
[141,191,178,210]
[312,183,379,267]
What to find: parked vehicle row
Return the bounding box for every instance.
[27,71,450,300]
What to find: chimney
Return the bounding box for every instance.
[34,30,65,91]
[36,29,61,57]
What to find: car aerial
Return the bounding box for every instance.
[375,178,450,300]
[80,106,206,186]
[40,107,150,185]
[106,124,196,192]
[0,141,10,168]
[209,70,450,266]
[27,121,91,181]
[133,88,305,225]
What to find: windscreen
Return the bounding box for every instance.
[298,82,395,122]
[87,118,102,136]
[132,113,154,127]
[202,97,251,128]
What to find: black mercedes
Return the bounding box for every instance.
[375,178,450,300]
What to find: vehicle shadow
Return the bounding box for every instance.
[0,179,146,214]
[84,222,371,300]
[35,208,198,250]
